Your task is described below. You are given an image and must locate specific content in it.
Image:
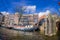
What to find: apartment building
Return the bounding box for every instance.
[14,12,20,25]
[0,12,4,26]
[19,14,38,26]
[8,15,15,27]
[4,13,10,26]
[19,14,33,25]
[33,14,38,23]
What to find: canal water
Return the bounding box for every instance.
[0,27,60,40]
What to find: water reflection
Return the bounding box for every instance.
[57,30,60,40]
[0,27,60,40]
[0,27,44,40]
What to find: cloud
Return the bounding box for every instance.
[42,7,59,15]
[1,11,10,15]
[38,10,50,17]
[12,0,36,14]
[23,6,36,14]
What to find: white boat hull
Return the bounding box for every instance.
[13,25,38,31]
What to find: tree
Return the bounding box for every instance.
[14,6,25,25]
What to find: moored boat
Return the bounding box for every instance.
[13,25,38,31]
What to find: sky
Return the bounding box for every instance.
[0,0,60,15]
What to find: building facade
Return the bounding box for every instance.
[38,11,57,36]
[0,13,4,26]
[4,12,20,26]
[14,12,20,25]
[4,13,10,26]
[19,14,38,26]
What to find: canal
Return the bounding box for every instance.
[0,27,60,40]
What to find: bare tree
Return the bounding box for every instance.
[14,6,25,25]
